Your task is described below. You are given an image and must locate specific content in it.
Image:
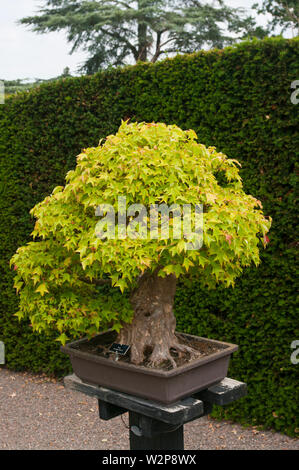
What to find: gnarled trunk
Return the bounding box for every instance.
[117,270,198,368]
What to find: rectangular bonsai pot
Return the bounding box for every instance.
[61,332,238,404]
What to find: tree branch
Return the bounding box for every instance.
[282,1,299,26]
[115,1,133,10]
[151,30,162,62]
[98,26,138,60]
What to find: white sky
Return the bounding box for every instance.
[0,0,291,80]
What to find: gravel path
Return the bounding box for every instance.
[0,367,298,450]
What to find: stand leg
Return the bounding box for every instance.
[129,411,184,450]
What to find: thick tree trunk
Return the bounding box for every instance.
[117,270,198,368]
[137,1,148,62]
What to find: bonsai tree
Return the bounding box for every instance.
[11,121,271,368]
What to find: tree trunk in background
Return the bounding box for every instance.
[137,1,148,61]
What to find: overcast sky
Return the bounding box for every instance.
[0,0,290,81]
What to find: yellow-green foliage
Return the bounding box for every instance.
[11,122,270,344]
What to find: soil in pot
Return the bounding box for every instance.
[71,330,227,371]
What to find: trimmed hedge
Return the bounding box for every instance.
[0,37,298,436]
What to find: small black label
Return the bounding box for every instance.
[109,343,130,355]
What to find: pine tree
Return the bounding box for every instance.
[19,0,267,74]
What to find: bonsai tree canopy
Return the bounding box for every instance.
[11,121,271,368]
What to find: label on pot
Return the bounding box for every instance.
[109,343,130,355]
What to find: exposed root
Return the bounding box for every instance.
[171,340,200,359]
[147,344,177,369]
[146,340,201,369]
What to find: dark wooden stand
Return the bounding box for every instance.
[64,374,247,450]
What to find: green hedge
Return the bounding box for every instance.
[0,37,298,436]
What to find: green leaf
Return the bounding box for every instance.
[35,283,49,296]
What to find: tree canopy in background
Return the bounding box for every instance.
[19,0,268,73]
[254,0,299,34]
[2,68,71,97]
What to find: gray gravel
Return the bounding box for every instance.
[0,367,298,450]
